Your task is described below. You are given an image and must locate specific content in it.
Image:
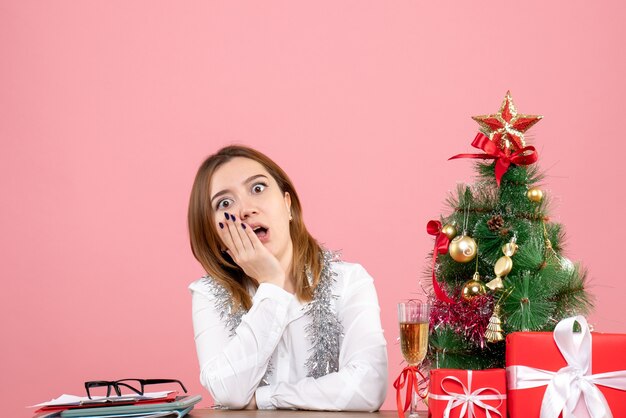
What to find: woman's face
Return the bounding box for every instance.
[209,157,293,264]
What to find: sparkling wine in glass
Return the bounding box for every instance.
[398,301,431,418]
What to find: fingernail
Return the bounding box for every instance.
[241,223,246,229]
[219,222,224,229]
[231,214,236,221]
[224,213,230,220]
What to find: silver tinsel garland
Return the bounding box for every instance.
[199,249,343,382]
[303,250,343,378]
[198,277,245,337]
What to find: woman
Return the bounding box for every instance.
[188,145,388,411]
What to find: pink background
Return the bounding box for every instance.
[2,2,626,416]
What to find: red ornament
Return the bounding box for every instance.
[472,91,542,154]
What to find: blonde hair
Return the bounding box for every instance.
[188,145,323,310]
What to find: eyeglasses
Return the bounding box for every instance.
[84,378,188,399]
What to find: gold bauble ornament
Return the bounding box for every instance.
[461,276,487,301]
[527,187,543,202]
[441,223,458,240]
[449,235,478,263]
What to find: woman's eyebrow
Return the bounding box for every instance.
[244,174,268,184]
[210,174,269,203]
[210,189,230,204]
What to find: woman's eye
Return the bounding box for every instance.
[217,199,233,210]
[252,183,267,194]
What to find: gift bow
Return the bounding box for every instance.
[429,370,506,418]
[507,316,626,418]
[449,132,538,186]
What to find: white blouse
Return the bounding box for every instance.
[189,261,388,411]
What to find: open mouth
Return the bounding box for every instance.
[252,226,269,239]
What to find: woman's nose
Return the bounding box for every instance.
[238,200,258,220]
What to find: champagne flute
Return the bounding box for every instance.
[398,301,430,418]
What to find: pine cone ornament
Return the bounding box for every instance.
[487,215,505,232]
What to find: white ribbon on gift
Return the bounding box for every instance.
[429,370,506,418]
[506,315,626,418]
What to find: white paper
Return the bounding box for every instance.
[30,391,173,407]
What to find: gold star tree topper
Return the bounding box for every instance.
[472,91,543,154]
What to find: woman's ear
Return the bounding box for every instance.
[284,192,292,219]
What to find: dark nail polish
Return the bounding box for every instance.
[231,214,236,221]
[241,223,246,229]
[219,222,224,229]
[224,213,230,220]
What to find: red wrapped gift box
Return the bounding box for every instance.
[429,368,506,418]
[506,316,626,418]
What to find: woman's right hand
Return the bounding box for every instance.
[218,213,286,288]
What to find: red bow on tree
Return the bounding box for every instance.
[427,220,453,304]
[449,133,539,186]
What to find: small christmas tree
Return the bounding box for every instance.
[426,91,593,370]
